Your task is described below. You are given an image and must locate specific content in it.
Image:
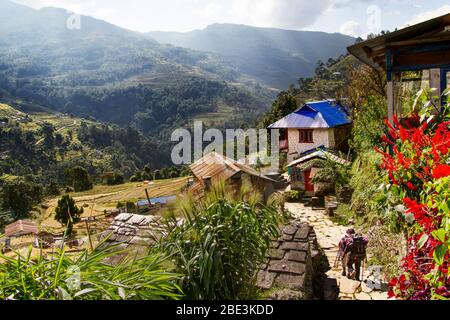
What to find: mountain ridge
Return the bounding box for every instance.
[148,23,355,89]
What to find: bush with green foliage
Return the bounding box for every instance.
[65,166,93,192]
[285,190,303,202]
[0,246,183,300]
[103,171,124,185]
[1,179,43,219]
[162,182,280,300]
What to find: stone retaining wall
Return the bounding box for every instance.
[256,220,322,300]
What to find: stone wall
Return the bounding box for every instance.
[256,220,323,300]
[287,128,332,163]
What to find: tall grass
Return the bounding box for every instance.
[161,181,281,300]
[0,246,183,300]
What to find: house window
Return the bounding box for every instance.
[299,129,314,143]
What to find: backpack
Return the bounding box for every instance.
[348,236,366,258]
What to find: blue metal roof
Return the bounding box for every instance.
[268,100,351,129]
[136,195,177,207]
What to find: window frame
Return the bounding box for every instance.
[298,129,314,144]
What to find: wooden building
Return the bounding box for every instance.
[4,220,38,238]
[189,152,277,202]
[287,149,350,196]
[348,13,450,122]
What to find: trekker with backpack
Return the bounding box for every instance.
[346,233,369,281]
[337,228,355,277]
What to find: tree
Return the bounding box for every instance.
[54,195,83,235]
[261,91,298,128]
[102,171,124,185]
[41,123,55,149]
[65,166,93,192]
[1,180,43,219]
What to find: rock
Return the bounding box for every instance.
[268,260,306,275]
[286,251,307,263]
[355,292,372,300]
[339,278,361,294]
[280,241,309,252]
[369,291,391,300]
[268,248,285,260]
[275,274,305,290]
[281,233,294,241]
[256,271,276,290]
[269,289,304,300]
[282,225,297,235]
[270,241,280,249]
[294,225,310,240]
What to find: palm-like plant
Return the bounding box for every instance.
[0,246,183,300]
[161,181,280,300]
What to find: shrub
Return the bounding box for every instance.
[285,190,302,202]
[0,246,183,300]
[162,182,280,300]
[376,90,450,300]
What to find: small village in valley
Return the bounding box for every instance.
[0,0,449,303]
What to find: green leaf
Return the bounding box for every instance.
[432,229,446,243]
[433,244,447,266]
[417,234,429,249]
[73,288,97,298]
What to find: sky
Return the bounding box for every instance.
[10,0,450,37]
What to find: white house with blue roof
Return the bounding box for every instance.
[268,100,352,163]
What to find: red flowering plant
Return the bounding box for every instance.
[376,89,450,300]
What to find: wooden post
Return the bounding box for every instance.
[386,48,395,124]
[85,219,94,251]
[430,68,441,107]
[145,188,152,209]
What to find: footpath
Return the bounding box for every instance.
[285,202,391,300]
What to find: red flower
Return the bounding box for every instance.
[407,182,417,191]
[432,164,450,180]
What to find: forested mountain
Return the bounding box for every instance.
[0,0,272,143]
[148,23,355,89]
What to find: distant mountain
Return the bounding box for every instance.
[148,24,355,89]
[0,0,272,139]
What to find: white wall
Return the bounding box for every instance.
[287,128,334,163]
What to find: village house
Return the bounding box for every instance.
[347,13,450,121]
[189,152,277,202]
[287,149,350,196]
[268,100,352,163]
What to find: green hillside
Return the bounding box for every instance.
[0,0,273,141]
[149,23,355,89]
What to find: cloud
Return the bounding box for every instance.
[11,0,97,14]
[405,4,450,27]
[332,0,375,9]
[231,0,333,30]
[339,20,363,37]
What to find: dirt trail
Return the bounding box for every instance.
[286,202,391,300]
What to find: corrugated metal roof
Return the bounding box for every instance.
[268,100,351,129]
[189,152,276,188]
[5,220,38,238]
[347,13,450,70]
[287,150,350,168]
[136,196,177,207]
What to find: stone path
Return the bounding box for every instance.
[286,202,391,300]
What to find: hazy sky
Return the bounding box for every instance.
[11,0,450,36]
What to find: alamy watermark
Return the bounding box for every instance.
[171,121,280,171]
[66,11,81,30]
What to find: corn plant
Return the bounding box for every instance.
[162,181,280,300]
[0,246,183,300]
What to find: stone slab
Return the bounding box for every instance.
[256,271,276,290]
[268,260,306,275]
